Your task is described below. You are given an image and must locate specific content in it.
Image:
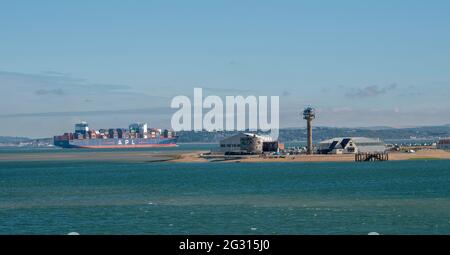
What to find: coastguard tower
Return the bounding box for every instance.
[303,107,315,155]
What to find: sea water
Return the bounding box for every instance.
[0,149,450,234]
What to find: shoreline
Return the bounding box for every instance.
[1,149,449,163]
[174,149,450,163]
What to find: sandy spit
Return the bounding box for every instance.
[0,150,449,163]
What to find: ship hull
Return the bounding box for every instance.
[63,144,178,149]
[54,137,178,149]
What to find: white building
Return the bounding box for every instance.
[437,139,450,150]
[318,137,386,154]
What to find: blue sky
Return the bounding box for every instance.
[1,0,450,137]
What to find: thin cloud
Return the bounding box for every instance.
[0,107,174,118]
[0,70,169,102]
[34,88,66,96]
[202,87,255,94]
[331,107,353,113]
[0,70,132,95]
[346,83,398,98]
[282,91,291,96]
[40,71,72,77]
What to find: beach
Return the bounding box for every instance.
[236,150,450,163]
[1,148,449,163]
[194,150,450,163]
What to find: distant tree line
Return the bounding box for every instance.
[1,125,450,145]
[176,125,450,143]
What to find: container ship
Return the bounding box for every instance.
[54,122,177,149]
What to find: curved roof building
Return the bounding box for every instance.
[318,137,386,154]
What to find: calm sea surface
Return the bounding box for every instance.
[1,146,450,235]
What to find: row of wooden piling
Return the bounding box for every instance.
[355,153,389,162]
